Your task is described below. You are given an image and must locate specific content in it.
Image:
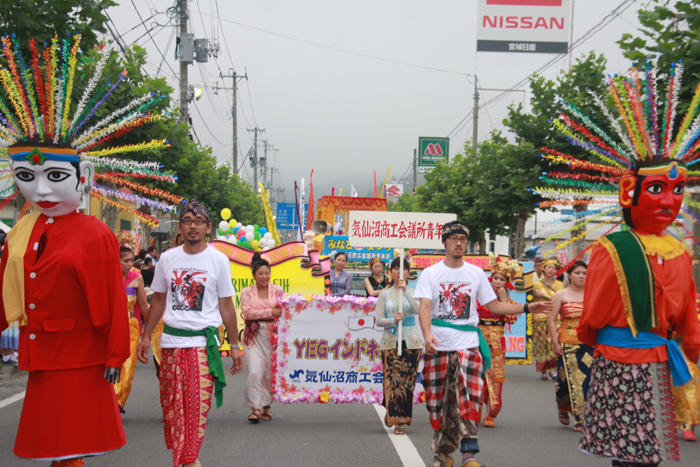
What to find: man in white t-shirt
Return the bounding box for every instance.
[137,200,242,467]
[415,221,544,467]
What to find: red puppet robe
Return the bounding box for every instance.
[578,233,700,366]
[0,212,129,461]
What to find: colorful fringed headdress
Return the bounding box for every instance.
[0,33,183,228]
[534,58,699,270]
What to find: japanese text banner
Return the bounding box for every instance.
[348,211,456,249]
[273,295,425,404]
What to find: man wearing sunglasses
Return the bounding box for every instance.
[137,199,242,467]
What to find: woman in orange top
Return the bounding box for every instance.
[548,261,590,432]
[531,257,563,380]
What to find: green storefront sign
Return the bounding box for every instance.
[418,137,449,172]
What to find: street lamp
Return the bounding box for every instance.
[187,85,204,102]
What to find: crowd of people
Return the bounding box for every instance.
[1,197,698,467]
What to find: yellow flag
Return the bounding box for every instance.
[258,182,282,245]
[379,167,391,198]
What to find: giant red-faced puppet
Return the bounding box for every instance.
[619,160,687,235]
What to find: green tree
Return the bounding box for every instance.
[0,0,117,52]
[503,51,611,258]
[618,0,700,116]
[0,1,265,242]
[89,45,265,236]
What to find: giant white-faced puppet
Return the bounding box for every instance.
[0,33,179,228]
[534,59,698,268]
[9,145,94,216]
[0,33,181,384]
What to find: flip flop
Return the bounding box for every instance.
[248,409,261,423]
[558,409,570,426]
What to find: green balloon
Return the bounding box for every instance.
[226,228,235,235]
[253,224,260,231]
[241,240,250,249]
[217,228,224,236]
[254,232,262,240]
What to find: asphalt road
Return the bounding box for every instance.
[1,360,699,467]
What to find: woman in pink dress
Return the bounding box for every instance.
[241,253,284,423]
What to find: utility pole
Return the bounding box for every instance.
[263,140,268,188]
[217,69,247,175]
[472,76,479,157]
[179,0,188,123]
[252,127,259,189]
[412,148,417,194]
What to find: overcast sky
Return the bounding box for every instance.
[108,0,642,201]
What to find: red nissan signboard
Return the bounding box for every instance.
[477,0,571,54]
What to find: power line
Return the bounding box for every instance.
[157,27,176,76]
[214,0,237,73]
[193,101,233,146]
[477,77,494,132]
[191,7,470,77]
[130,0,179,81]
[245,80,258,128]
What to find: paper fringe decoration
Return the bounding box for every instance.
[93,184,178,213]
[89,191,160,228]
[0,33,169,160]
[95,173,183,203]
[532,59,700,256]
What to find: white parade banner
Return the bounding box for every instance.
[347,211,456,249]
[349,210,456,355]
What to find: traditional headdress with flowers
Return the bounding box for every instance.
[0,33,183,228]
[541,256,562,269]
[488,252,520,284]
[534,59,699,271]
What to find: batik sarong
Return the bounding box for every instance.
[555,343,593,425]
[424,349,484,466]
[114,315,140,408]
[532,319,557,373]
[579,355,680,464]
[674,350,700,431]
[382,342,420,427]
[478,323,506,419]
[244,324,273,409]
[160,347,214,467]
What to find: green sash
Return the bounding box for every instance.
[431,319,492,370]
[598,231,656,337]
[163,324,226,409]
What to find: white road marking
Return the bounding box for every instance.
[0,391,25,410]
[373,403,427,467]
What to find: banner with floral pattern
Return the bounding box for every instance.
[273,295,426,404]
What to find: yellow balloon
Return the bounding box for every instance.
[228,219,237,229]
[251,240,260,250]
[221,208,231,220]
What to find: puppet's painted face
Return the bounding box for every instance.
[619,161,686,235]
[11,158,94,217]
